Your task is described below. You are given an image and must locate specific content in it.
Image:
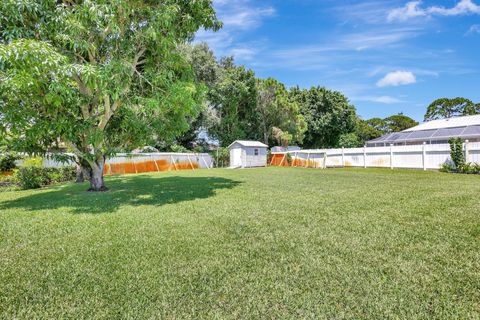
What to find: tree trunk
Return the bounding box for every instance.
[75,164,84,183]
[75,159,91,183]
[87,157,108,192]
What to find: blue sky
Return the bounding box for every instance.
[195,0,480,122]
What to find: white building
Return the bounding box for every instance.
[228,140,268,168]
[367,114,480,147]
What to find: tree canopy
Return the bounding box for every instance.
[424,97,480,121]
[0,0,220,191]
[256,78,306,146]
[290,86,358,148]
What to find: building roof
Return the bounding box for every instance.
[404,114,480,132]
[228,140,268,148]
[367,114,480,145]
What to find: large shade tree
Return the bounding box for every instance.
[208,57,258,146]
[256,78,306,146]
[290,86,358,148]
[424,97,480,121]
[174,42,221,150]
[0,0,220,191]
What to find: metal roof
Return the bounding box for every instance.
[404,114,480,131]
[368,115,480,145]
[227,140,268,148]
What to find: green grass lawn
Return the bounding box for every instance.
[1,168,479,319]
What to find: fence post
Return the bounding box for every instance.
[187,154,195,170]
[390,144,394,170]
[171,155,178,171]
[342,147,345,167]
[363,145,367,168]
[422,142,427,171]
[152,154,160,172]
[465,140,470,163]
[306,151,310,168]
[279,153,287,167]
[323,152,327,169]
[200,154,210,169]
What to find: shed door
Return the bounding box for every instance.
[230,148,242,166]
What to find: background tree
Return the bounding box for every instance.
[0,0,220,191]
[208,58,258,145]
[290,86,357,148]
[384,114,418,132]
[256,78,306,146]
[424,97,480,121]
[174,42,221,150]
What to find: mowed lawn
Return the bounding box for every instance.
[1,168,479,319]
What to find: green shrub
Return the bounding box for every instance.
[440,162,454,173]
[14,166,76,190]
[0,152,22,172]
[448,138,465,170]
[458,163,480,174]
[23,156,44,167]
[213,147,229,167]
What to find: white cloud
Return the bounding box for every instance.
[229,47,258,60]
[388,1,427,21]
[466,24,480,35]
[388,0,480,21]
[376,71,416,87]
[194,0,274,61]
[356,95,404,104]
[221,7,275,29]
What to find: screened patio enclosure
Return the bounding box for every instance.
[367,115,480,147]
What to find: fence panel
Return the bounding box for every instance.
[270,142,480,170]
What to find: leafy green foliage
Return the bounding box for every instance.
[337,133,360,148]
[356,114,418,145]
[384,114,418,132]
[14,166,76,189]
[213,147,230,167]
[0,0,220,190]
[425,97,480,121]
[208,58,259,145]
[256,78,306,146]
[448,138,465,169]
[0,152,21,172]
[290,86,358,148]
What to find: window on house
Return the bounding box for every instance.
[254,149,259,156]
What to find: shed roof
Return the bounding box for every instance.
[228,140,268,148]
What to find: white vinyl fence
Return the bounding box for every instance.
[271,142,480,170]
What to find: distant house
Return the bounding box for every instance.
[367,114,480,147]
[228,140,268,168]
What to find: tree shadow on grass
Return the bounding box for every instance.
[0,175,241,214]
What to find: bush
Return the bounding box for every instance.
[0,152,22,172]
[440,162,454,173]
[213,147,229,168]
[458,163,480,174]
[14,166,76,190]
[23,156,44,167]
[448,138,465,170]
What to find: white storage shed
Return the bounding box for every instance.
[228,140,268,168]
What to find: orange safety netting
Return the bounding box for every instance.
[269,154,320,168]
[104,160,199,175]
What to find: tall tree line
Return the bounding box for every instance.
[175,42,421,150]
